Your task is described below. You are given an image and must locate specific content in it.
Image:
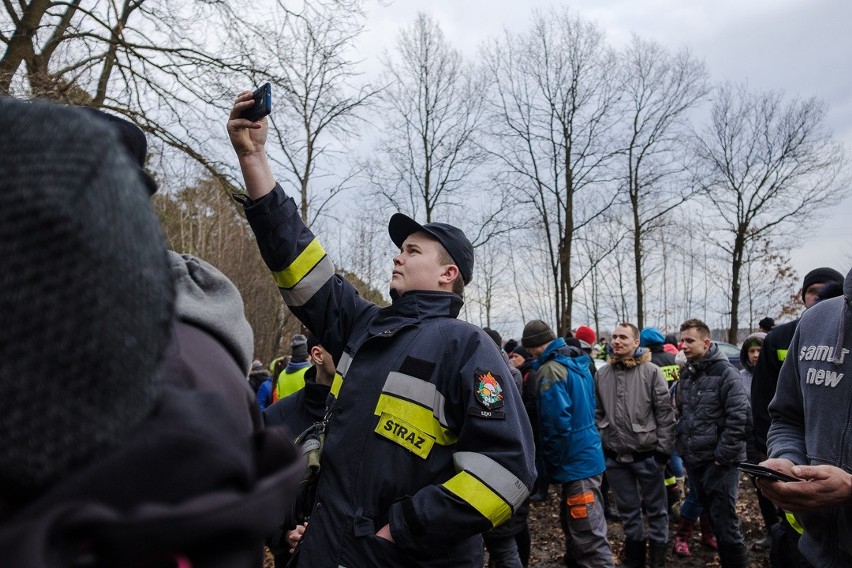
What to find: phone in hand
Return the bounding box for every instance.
[738,462,800,483]
[240,83,272,122]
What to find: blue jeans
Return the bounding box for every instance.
[680,471,703,522]
[669,450,684,478]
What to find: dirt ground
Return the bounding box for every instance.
[264,473,772,567]
[524,474,771,567]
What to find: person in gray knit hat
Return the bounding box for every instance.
[521,319,612,568]
[521,319,556,348]
[0,98,302,567]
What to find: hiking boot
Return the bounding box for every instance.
[649,540,667,568]
[718,541,748,568]
[622,539,646,568]
[674,517,695,557]
[699,514,718,550]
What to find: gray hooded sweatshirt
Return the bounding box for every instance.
[768,267,852,567]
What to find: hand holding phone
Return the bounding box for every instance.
[239,83,272,122]
[738,462,800,483]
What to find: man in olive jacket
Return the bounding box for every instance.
[596,323,675,567]
[675,319,751,568]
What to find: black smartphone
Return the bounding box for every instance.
[240,83,272,122]
[738,462,800,483]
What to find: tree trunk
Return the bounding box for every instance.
[0,0,52,94]
[631,189,643,328]
[728,230,746,343]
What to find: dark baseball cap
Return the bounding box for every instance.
[388,213,474,284]
[81,107,158,194]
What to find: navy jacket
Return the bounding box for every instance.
[243,185,535,567]
[675,344,751,467]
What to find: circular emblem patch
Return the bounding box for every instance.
[474,369,504,410]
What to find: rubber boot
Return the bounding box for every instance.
[622,539,646,568]
[718,541,748,568]
[649,540,667,568]
[674,517,695,557]
[699,514,718,550]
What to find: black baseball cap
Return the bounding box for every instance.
[81,107,158,194]
[388,213,474,284]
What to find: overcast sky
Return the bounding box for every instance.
[355,0,852,279]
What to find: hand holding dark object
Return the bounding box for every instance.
[756,458,852,512]
[227,89,276,199]
[739,462,800,483]
[239,83,272,122]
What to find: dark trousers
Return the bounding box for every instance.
[690,462,745,546]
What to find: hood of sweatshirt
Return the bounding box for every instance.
[739,331,767,372]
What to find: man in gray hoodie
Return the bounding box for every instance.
[760,267,852,567]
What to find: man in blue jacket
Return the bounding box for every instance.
[227,90,535,567]
[522,319,613,568]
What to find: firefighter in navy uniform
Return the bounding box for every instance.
[227,92,535,567]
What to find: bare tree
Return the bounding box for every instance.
[0,0,269,188]
[483,8,622,334]
[367,12,488,223]
[260,4,376,227]
[693,83,848,342]
[619,35,709,327]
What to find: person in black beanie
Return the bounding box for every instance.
[758,317,775,333]
[752,267,845,457]
[0,98,302,567]
[521,319,613,568]
[749,266,844,565]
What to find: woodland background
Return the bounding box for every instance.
[3,0,849,361]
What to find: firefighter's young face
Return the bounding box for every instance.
[391,231,452,295]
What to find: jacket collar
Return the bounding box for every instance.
[687,343,727,373]
[370,291,462,337]
[607,348,651,368]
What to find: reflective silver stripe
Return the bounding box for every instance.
[338,351,353,377]
[278,256,335,306]
[382,371,449,428]
[453,451,529,511]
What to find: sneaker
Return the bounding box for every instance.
[751,535,772,549]
[674,537,691,557]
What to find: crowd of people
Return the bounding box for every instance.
[2,93,851,568]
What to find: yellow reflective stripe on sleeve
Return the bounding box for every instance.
[443,471,512,527]
[272,238,326,289]
[777,349,788,362]
[453,451,528,511]
[330,372,343,399]
[374,394,457,446]
[279,256,335,307]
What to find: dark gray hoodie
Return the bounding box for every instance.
[767,267,852,567]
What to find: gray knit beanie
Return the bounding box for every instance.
[0,98,175,500]
[290,334,309,360]
[522,319,556,348]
